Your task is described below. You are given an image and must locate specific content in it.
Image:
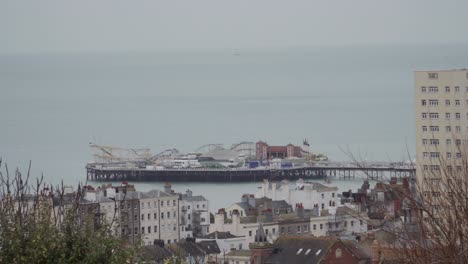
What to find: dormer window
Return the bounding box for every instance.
[428,72,438,79]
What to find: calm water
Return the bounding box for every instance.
[2,44,468,210]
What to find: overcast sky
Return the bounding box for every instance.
[1,0,468,54]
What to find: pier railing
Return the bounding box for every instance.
[86,161,416,183]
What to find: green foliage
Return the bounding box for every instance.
[0,161,140,264]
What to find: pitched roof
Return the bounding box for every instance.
[271,200,291,210]
[225,250,251,257]
[265,236,336,264]
[168,241,205,257]
[181,195,207,202]
[201,231,242,239]
[196,240,221,255]
[139,245,173,261]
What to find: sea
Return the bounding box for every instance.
[2,44,468,211]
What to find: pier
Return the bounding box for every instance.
[86,162,415,183]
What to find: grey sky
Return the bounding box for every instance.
[1,0,468,54]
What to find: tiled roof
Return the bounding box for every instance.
[225,250,251,257]
[196,240,221,255]
[201,231,242,239]
[139,245,173,261]
[265,236,335,264]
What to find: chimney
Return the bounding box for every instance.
[402,177,410,193]
[186,189,193,197]
[164,182,172,193]
[390,177,397,185]
[371,239,381,264]
[296,203,304,218]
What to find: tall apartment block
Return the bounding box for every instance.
[415,69,468,185]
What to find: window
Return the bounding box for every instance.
[456,113,461,119]
[360,220,363,226]
[197,205,199,209]
[304,225,308,231]
[173,200,176,206]
[332,193,335,198]
[428,73,438,79]
[288,227,292,233]
[422,126,427,132]
[456,126,461,133]
[167,212,170,218]
[161,212,164,219]
[422,113,427,119]
[167,201,169,206]
[422,139,428,145]
[423,165,428,171]
[141,214,144,221]
[456,139,461,146]
[154,213,157,219]
[313,224,316,230]
[431,165,440,171]
[265,229,269,235]
[154,226,157,232]
[445,86,450,93]
[321,193,324,198]
[142,227,145,234]
[447,152,452,159]
[455,86,460,92]
[429,86,438,92]
[173,211,176,217]
[297,226,301,233]
[421,100,427,106]
[446,100,451,106]
[161,201,164,206]
[446,139,452,145]
[272,228,276,234]
[320,224,323,230]
[429,126,439,132]
[147,202,150,208]
[445,113,450,119]
[202,204,205,208]
[321,203,324,209]
[188,214,191,220]
[134,214,137,222]
[429,113,439,119]
[430,152,440,158]
[421,86,427,92]
[148,213,150,220]
[249,231,252,236]
[446,126,451,132]
[456,152,462,159]
[456,100,460,106]
[141,202,144,209]
[188,206,190,209]
[423,152,428,158]
[134,227,138,234]
[430,139,439,145]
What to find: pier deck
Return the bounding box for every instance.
[86,162,415,182]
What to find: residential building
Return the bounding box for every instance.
[226,194,292,219]
[415,69,468,185]
[255,179,339,211]
[178,189,210,237]
[196,231,248,254]
[83,182,192,246]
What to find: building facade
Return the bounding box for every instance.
[415,69,468,185]
[255,179,339,212]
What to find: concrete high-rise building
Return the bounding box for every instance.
[415,69,468,185]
